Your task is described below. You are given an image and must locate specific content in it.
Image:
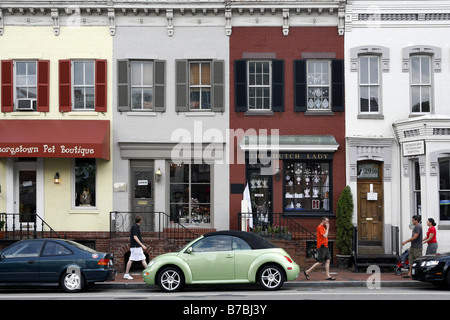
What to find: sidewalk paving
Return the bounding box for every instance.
[101,267,428,289]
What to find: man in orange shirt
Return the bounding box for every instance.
[303,217,336,280]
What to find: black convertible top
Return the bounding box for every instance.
[203,230,279,250]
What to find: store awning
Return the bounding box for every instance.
[239,135,339,152]
[0,120,110,160]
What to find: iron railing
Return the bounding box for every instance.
[0,213,63,241]
[237,212,317,257]
[109,211,199,243]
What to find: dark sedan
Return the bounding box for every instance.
[412,252,450,288]
[0,239,116,292]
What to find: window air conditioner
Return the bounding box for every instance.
[16,99,36,111]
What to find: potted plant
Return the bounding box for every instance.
[336,186,354,269]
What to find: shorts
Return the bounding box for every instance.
[409,247,423,264]
[317,246,331,263]
[129,247,146,261]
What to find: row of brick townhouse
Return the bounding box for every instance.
[0,0,449,270]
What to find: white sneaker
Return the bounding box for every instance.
[123,274,134,280]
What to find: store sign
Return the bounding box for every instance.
[402,140,425,157]
[0,144,97,158]
[249,152,333,160]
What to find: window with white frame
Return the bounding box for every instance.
[131,61,153,110]
[359,56,379,113]
[189,62,211,110]
[307,61,330,110]
[411,55,431,113]
[439,159,450,221]
[15,61,37,111]
[412,161,421,217]
[74,158,96,208]
[248,61,271,110]
[73,61,95,110]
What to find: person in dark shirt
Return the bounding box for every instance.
[124,215,148,280]
[401,215,422,278]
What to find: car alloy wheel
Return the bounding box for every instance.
[259,265,284,290]
[158,267,184,292]
[60,272,84,293]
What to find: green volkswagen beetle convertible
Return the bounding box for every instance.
[143,230,300,292]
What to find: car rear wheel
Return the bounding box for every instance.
[158,267,184,292]
[258,265,284,290]
[60,271,85,293]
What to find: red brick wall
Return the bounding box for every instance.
[229,26,345,232]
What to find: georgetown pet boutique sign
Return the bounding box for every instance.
[0,144,96,158]
[402,140,425,157]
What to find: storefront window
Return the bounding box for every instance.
[74,158,96,207]
[284,161,330,213]
[169,163,211,224]
[439,160,450,221]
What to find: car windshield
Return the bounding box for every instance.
[65,240,98,253]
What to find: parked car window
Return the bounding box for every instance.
[233,237,251,251]
[192,235,232,252]
[42,242,73,257]
[1,240,44,258]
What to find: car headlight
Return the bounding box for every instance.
[425,260,439,267]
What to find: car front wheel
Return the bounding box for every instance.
[158,267,184,292]
[258,265,284,290]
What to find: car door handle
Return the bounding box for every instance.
[27,260,35,264]
[225,255,234,259]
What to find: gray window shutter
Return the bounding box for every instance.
[153,60,166,112]
[117,60,130,112]
[175,60,189,112]
[212,60,225,113]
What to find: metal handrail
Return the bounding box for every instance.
[109,211,199,243]
[0,212,63,241]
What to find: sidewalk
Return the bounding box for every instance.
[101,267,427,289]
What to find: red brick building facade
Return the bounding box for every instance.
[229,26,345,243]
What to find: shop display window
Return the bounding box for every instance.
[284,161,330,213]
[169,163,211,224]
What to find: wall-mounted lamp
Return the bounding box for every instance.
[155,168,162,182]
[54,172,60,184]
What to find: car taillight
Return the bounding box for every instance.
[284,256,293,263]
[98,258,110,266]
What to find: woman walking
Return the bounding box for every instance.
[423,218,438,255]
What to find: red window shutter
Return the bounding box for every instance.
[1,60,14,112]
[37,60,50,112]
[95,59,107,112]
[59,60,71,112]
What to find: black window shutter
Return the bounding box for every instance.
[271,59,284,112]
[331,59,344,112]
[294,60,307,112]
[117,60,130,112]
[234,60,248,112]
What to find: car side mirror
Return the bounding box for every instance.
[186,247,193,254]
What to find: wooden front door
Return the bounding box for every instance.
[357,162,383,247]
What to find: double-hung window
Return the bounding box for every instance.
[73,61,95,110]
[131,61,153,110]
[411,55,431,113]
[307,61,330,110]
[359,56,379,113]
[248,61,271,111]
[189,62,211,110]
[15,61,37,111]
